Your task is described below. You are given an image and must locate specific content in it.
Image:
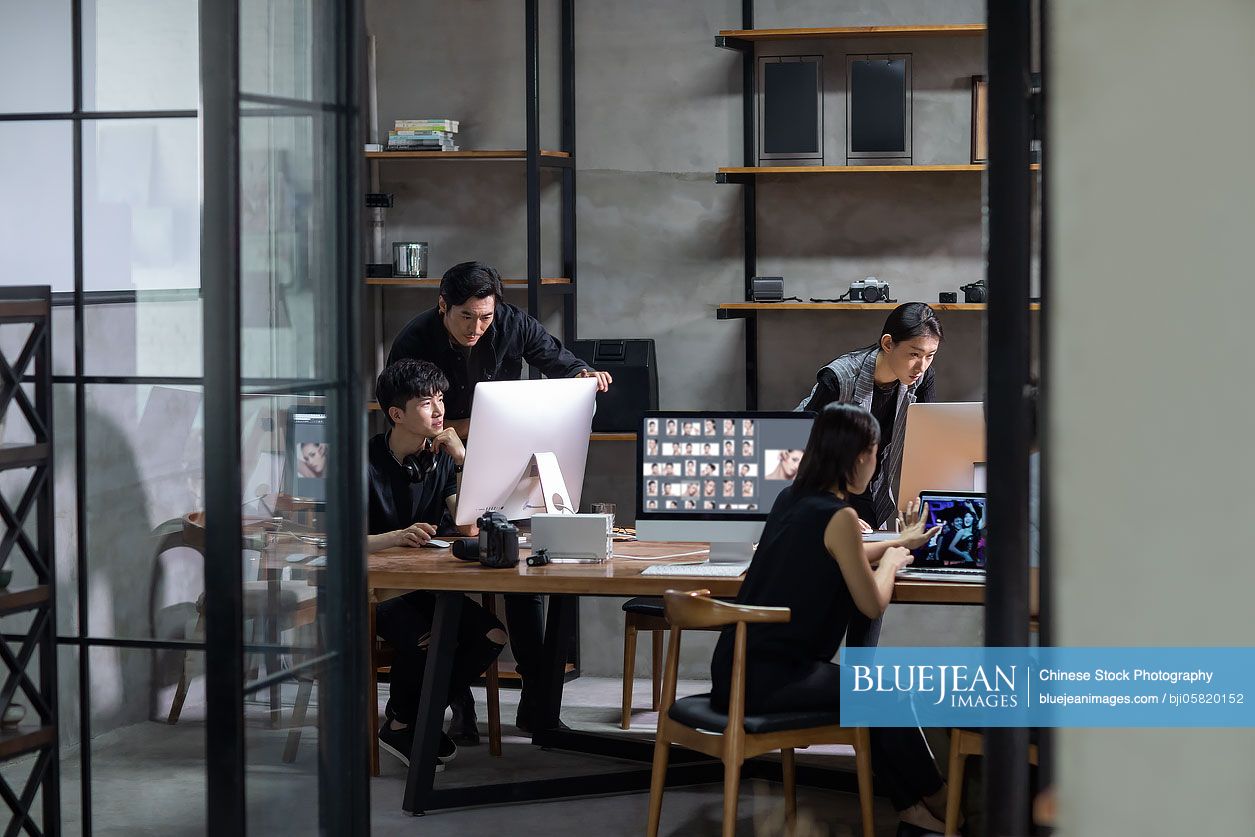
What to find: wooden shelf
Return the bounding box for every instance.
[590,433,636,442]
[717,24,986,42]
[0,726,55,762]
[718,164,1040,181]
[366,277,571,288]
[366,149,571,160]
[0,586,50,618]
[719,302,1041,313]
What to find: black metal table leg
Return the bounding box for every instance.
[529,593,577,736]
[402,591,463,815]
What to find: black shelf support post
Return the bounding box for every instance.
[985,0,1034,834]
[739,0,759,408]
[560,0,577,345]
[525,0,542,354]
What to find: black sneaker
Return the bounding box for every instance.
[378,724,456,772]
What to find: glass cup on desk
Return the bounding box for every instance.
[590,502,616,556]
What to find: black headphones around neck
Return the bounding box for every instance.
[390,434,436,484]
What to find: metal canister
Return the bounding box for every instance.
[392,241,429,277]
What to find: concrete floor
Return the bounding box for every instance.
[11,677,926,836]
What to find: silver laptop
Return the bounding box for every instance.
[895,490,986,583]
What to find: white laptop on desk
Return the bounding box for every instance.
[894,490,987,584]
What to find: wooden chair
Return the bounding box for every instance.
[647,589,875,837]
[943,728,1039,835]
[367,592,503,776]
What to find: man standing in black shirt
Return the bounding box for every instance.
[387,261,612,732]
[368,360,507,767]
[387,261,612,437]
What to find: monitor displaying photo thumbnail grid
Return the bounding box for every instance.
[640,413,814,516]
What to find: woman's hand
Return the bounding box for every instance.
[393,522,436,548]
[896,500,941,550]
[882,545,914,573]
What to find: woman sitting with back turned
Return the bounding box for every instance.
[710,403,951,834]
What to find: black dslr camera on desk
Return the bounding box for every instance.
[452,511,520,569]
[960,280,988,303]
[848,276,891,303]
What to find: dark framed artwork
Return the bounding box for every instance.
[971,75,988,164]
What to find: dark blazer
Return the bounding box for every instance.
[387,302,589,420]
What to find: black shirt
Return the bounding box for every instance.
[710,486,857,708]
[387,302,590,420]
[366,433,458,536]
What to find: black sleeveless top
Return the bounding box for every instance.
[710,486,858,708]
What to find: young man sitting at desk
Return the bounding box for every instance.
[368,359,508,769]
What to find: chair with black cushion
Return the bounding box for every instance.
[620,596,667,729]
[943,728,1039,835]
[646,589,874,837]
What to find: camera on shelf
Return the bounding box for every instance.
[451,511,520,569]
[848,277,891,303]
[960,280,988,304]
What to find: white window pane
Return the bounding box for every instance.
[83,118,200,292]
[82,0,199,111]
[0,1,73,113]
[0,122,73,292]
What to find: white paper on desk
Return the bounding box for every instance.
[619,549,710,562]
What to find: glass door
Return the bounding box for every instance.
[201,1,368,833]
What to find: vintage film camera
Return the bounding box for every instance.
[452,511,520,569]
[848,277,891,303]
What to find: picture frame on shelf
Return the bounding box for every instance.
[971,75,988,164]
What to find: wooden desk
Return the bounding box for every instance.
[367,539,989,815]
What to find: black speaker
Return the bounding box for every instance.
[571,339,658,432]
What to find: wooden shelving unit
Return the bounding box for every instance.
[714,9,1006,407]
[716,24,986,43]
[718,302,1041,314]
[717,163,1040,182]
[366,277,571,290]
[366,149,572,164]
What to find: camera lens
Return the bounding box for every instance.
[451,537,479,560]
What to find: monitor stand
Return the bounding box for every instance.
[530,451,575,514]
[708,541,755,564]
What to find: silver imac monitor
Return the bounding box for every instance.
[898,402,985,507]
[455,378,598,526]
[636,411,815,562]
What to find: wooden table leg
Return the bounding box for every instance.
[402,592,463,815]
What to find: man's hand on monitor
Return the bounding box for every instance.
[577,368,613,392]
[430,427,466,465]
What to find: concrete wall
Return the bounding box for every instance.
[1049,1,1255,833]
[366,0,989,676]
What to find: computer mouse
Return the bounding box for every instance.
[423,538,451,549]
[307,556,327,567]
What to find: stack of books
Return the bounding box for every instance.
[386,119,460,152]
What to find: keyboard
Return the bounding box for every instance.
[897,567,985,583]
[641,562,750,578]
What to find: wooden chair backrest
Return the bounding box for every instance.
[659,590,791,741]
[662,589,790,629]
